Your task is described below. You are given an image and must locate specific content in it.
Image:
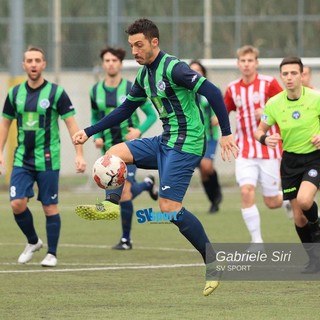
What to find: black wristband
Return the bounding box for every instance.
[259,134,268,146]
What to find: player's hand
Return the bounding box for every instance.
[311,134,320,149]
[219,134,239,162]
[75,155,87,173]
[72,130,88,145]
[125,127,141,140]
[266,133,282,149]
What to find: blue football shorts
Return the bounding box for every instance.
[126,136,202,202]
[10,166,59,205]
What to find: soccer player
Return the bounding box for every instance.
[0,46,86,267]
[91,47,158,250]
[224,45,291,250]
[255,56,320,273]
[72,18,238,296]
[189,60,222,213]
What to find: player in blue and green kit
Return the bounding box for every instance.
[0,46,86,267]
[73,18,238,296]
[91,47,158,250]
[189,60,223,213]
[255,56,320,273]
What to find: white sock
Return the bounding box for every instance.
[241,205,263,243]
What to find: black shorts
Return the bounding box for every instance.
[281,150,320,200]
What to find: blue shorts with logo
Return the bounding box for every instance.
[125,136,202,202]
[10,166,59,205]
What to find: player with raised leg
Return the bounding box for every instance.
[73,18,238,295]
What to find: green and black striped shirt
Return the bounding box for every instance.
[2,80,75,171]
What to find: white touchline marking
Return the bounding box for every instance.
[0,263,203,274]
[0,242,197,252]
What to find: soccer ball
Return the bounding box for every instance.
[92,154,127,190]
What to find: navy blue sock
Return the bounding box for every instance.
[171,207,216,263]
[45,214,61,256]
[120,201,134,240]
[105,184,125,204]
[131,181,149,200]
[14,208,38,244]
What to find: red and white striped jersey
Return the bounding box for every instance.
[224,73,283,159]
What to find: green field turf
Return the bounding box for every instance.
[0,175,318,320]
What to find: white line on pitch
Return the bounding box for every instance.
[0,242,197,252]
[0,263,203,274]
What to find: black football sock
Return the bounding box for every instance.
[303,201,318,223]
[14,207,38,244]
[295,224,312,243]
[210,171,222,203]
[202,179,215,204]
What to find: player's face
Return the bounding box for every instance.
[22,50,46,82]
[237,52,258,78]
[128,33,159,65]
[280,64,302,91]
[102,52,122,77]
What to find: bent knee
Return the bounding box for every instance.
[10,199,28,214]
[159,198,182,213]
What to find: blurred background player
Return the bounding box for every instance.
[189,60,222,213]
[224,45,291,249]
[90,47,158,250]
[0,46,86,267]
[302,65,316,90]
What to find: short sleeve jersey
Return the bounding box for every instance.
[127,51,206,156]
[262,87,320,154]
[2,80,75,170]
[224,73,283,159]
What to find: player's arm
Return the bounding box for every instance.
[197,80,232,136]
[90,91,104,140]
[223,88,237,114]
[172,63,238,161]
[0,116,12,174]
[254,120,281,149]
[64,116,87,173]
[73,81,146,145]
[90,94,104,148]
[268,78,283,97]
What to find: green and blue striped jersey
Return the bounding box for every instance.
[2,80,75,171]
[127,51,206,156]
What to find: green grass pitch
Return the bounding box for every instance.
[0,175,318,320]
